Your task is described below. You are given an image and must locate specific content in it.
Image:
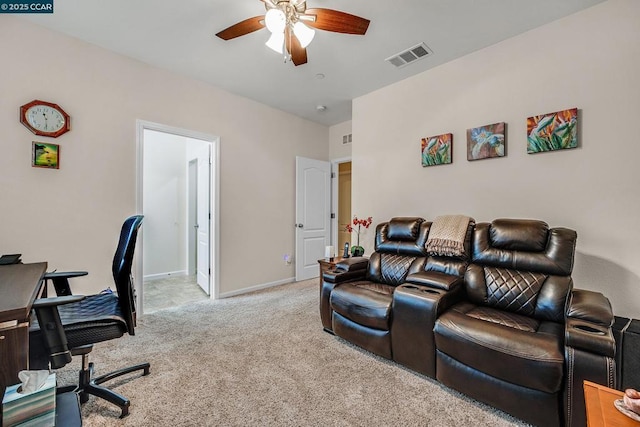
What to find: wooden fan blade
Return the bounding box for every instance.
[285,26,308,66]
[304,8,370,35]
[215,16,265,40]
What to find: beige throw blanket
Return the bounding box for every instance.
[426,215,473,257]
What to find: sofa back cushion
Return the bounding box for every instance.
[368,217,428,285]
[467,219,577,322]
[408,220,475,278]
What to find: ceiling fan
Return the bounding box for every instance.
[215,0,370,66]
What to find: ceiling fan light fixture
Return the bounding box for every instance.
[265,31,285,54]
[265,8,286,33]
[293,21,315,48]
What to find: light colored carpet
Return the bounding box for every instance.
[57,279,530,426]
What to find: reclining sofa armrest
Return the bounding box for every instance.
[563,289,617,427]
[565,289,615,357]
[405,270,463,291]
[567,289,614,327]
[320,258,370,332]
[323,257,369,283]
[322,257,368,284]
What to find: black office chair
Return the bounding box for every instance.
[29,215,150,418]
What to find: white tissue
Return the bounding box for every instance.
[17,370,50,394]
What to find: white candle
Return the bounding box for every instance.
[325,246,334,258]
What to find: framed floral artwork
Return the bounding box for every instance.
[467,122,506,161]
[32,141,60,169]
[421,133,452,167]
[527,108,578,153]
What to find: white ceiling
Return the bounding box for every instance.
[22,0,605,126]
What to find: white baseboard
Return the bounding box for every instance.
[143,270,188,281]
[218,277,296,298]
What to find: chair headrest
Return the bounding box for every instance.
[387,217,424,241]
[489,219,549,252]
[375,217,428,257]
[473,219,577,276]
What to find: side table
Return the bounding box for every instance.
[317,257,346,286]
[584,380,639,426]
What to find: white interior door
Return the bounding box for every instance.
[295,156,331,281]
[188,159,198,275]
[196,150,210,294]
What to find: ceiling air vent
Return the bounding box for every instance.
[385,42,433,69]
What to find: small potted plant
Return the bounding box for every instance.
[345,216,373,257]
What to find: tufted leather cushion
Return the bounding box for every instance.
[435,302,565,394]
[484,266,546,316]
[330,281,395,330]
[465,264,571,322]
[367,253,418,286]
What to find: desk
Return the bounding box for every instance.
[584,380,640,426]
[0,262,47,392]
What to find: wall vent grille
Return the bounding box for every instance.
[385,42,433,68]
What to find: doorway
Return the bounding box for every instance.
[336,161,352,254]
[331,158,352,257]
[136,121,220,314]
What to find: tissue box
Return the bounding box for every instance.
[2,373,56,427]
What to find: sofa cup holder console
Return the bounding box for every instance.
[401,284,442,295]
[571,323,608,335]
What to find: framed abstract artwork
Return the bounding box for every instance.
[467,122,506,161]
[32,141,60,169]
[527,108,578,154]
[421,133,452,167]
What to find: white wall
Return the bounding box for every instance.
[0,17,328,296]
[353,0,640,317]
[142,130,190,278]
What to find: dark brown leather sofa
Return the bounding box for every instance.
[321,217,615,427]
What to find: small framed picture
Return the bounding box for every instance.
[32,141,60,169]
[527,108,578,153]
[421,133,452,167]
[467,122,506,161]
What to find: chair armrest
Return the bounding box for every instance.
[32,295,85,369]
[44,271,89,280]
[565,289,615,357]
[323,257,369,284]
[33,295,86,309]
[44,271,88,296]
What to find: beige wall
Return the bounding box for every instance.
[329,120,352,160]
[353,0,640,317]
[0,17,328,296]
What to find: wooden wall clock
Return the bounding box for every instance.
[20,100,71,138]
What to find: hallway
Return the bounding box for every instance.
[143,274,208,313]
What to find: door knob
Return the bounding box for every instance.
[295,223,304,228]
